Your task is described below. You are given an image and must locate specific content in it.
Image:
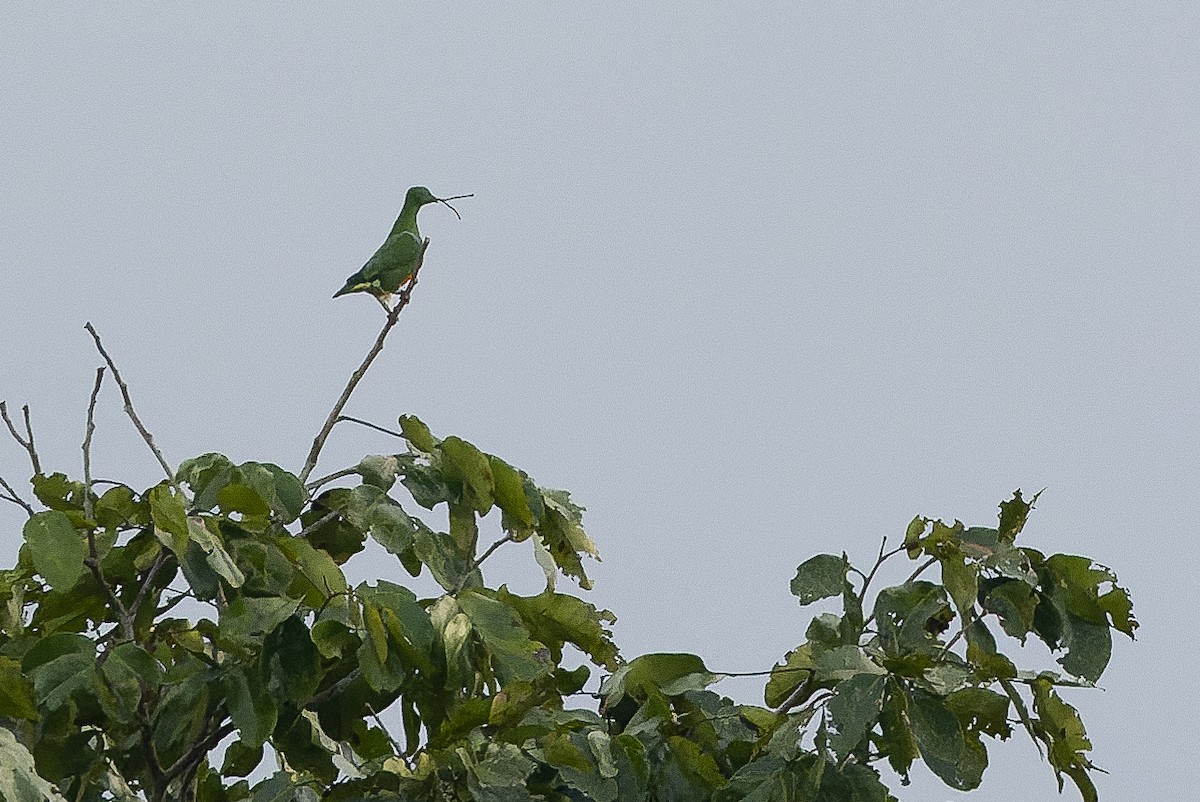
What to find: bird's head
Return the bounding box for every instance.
[406,186,473,219]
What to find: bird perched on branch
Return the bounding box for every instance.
[334,186,472,309]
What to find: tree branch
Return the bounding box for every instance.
[84,323,178,490]
[337,415,406,439]
[305,667,363,710]
[83,367,105,521]
[453,533,513,594]
[1,401,42,475]
[305,466,359,492]
[298,238,430,485]
[0,473,34,516]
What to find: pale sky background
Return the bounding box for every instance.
[2,4,1196,799]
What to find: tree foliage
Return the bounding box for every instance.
[0,249,1135,802]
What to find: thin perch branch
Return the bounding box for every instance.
[83,367,105,521]
[84,323,178,490]
[299,238,430,484]
[1,401,42,475]
[0,474,34,516]
[337,415,406,439]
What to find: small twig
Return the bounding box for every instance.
[129,549,170,623]
[0,474,34,516]
[298,239,430,485]
[772,672,817,715]
[857,538,907,603]
[902,556,937,586]
[83,367,105,521]
[1,401,42,475]
[305,466,359,492]
[717,665,816,679]
[85,529,134,640]
[453,533,513,594]
[337,415,406,439]
[295,509,341,539]
[162,717,236,786]
[84,323,178,490]
[305,667,363,710]
[364,702,404,755]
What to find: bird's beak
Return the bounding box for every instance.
[434,193,473,220]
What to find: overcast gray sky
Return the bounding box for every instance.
[2,4,1196,798]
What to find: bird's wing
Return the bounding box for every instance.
[360,230,423,287]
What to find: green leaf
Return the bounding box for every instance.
[221,740,264,778]
[31,472,86,513]
[186,516,245,588]
[0,727,67,802]
[178,453,235,498]
[904,516,929,557]
[301,489,368,564]
[813,645,886,683]
[311,619,356,660]
[982,578,1038,641]
[964,619,1017,680]
[356,454,400,490]
[497,587,620,670]
[22,633,96,711]
[224,667,278,747]
[413,527,476,592]
[997,488,1039,544]
[764,644,814,709]
[23,511,86,590]
[148,483,189,541]
[906,688,979,791]
[0,656,38,719]
[827,673,887,760]
[276,535,348,608]
[878,681,919,781]
[263,615,321,703]
[789,554,845,605]
[1031,677,1097,802]
[659,735,727,802]
[490,456,535,531]
[601,653,717,708]
[441,436,495,514]
[94,484,145,530]
[218,596,300,651]
[945,686,1011,739]
[398,414,439,453]
[458,590,550,684]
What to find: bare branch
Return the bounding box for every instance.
[0,474,34,516]
[129,548,170,623]
[305,466,359,492]
[1,401,42,475]
[337,414,406,439]
[298,238,430,485]
[305,667,363,710]
[295,508,340,539]
[453,533,514,594]
[85,526,134,640]
[83,366,105,521]
[83,323,178,489]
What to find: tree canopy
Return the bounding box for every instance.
[0,241,1135,802]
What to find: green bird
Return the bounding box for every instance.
[334,186,472,309]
